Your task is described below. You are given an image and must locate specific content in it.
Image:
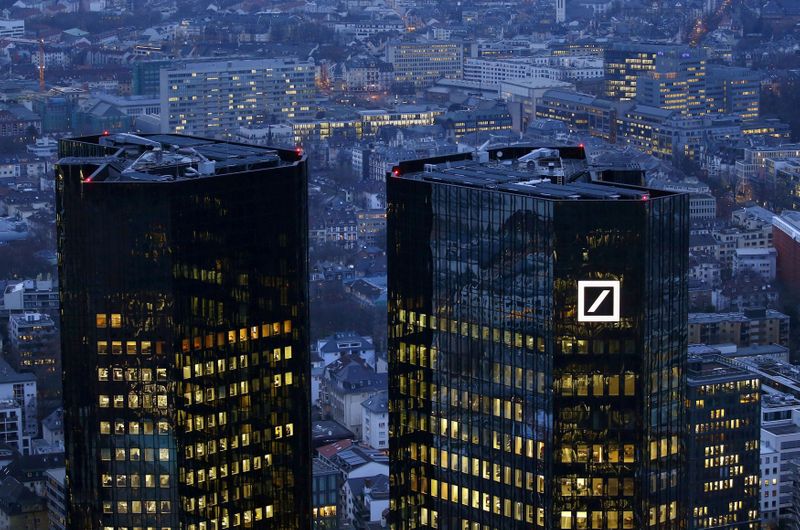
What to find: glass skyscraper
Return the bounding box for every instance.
[387,147,689,529]
[57,133,310,530]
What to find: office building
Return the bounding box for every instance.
[7,312,59,398]
[535,89,618,141]
[688,308,790,347]
[57,133,311,529]
[685,354,760,530]
[160,58,317,136]
[386,41,464,88]
[605,44,706,105]
[387,147,688,529]
[705,66,760,121]
[773,211,800,297]
[634,48,707,117]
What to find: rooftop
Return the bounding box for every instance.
[393,147,668,202]
[58,134,302,183]
[0,357,35,385]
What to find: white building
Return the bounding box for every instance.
[1,278,59,314]
[360,391,388,449]
[0,357,37,454]
[316,332,376,369]
[0,19,24,38]
[761,410,800,523]
[0,399,24,453]
[160,58,317,136]
[733,247,777,280]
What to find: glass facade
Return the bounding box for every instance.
[686,356,760,529]
[57,134,311,530]
[387,149,689,529]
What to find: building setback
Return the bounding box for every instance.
[387,147,688,529]
[685,354,761,530]
[57,133,311,529]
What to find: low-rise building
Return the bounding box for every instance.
[733,247,777,280]
[361,391,388,449]
[344,474,389,530]
[0,475,47,530]
[761,410,800,524]
[688,308,790,347]
[45,467,65,530]
[0,279,59,315]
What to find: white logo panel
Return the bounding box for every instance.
[578,280,620,322]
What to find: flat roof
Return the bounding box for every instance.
[58,134,299,183]
[394,147,666,202]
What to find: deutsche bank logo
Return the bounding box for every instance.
[578,280,620,322]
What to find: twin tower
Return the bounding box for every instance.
[57,135,688,529]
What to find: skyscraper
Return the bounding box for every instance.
[57,133,310,529]
[387,147,689,529]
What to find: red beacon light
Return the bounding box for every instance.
[102,130,110,136]
[391,168,401,177]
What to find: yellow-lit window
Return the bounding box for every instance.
[110,314,121,328]
[96,314,107,327]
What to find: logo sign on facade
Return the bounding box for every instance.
[578,280,620,322]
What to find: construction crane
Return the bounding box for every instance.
[38,39,45,92]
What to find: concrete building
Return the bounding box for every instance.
[0,279,59,315]
[705,65,760,121]
[160,58,317,135]
[0,357,36,454]
[0,400,24,455]
[7,313,59,397]
[500,78,575,132]
[534,89,617,140]
[385,40,463,88]
[761,410,800,524]
[604,43,706,105]
[360,391,388,449]
[0,476,48,530]
[0,19,24,38]
[688,308,790,347]
[322,358,387,438]
[344,474,389,530]
[45,468,66,530]
[733,247,777,280]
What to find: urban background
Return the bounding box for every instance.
[2,0,800,527]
